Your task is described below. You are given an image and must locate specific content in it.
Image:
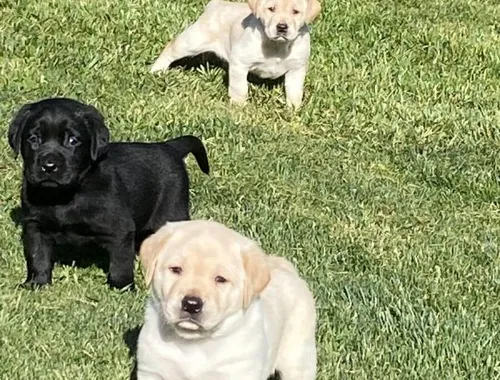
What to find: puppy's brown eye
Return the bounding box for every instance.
[292,9,300,14]
[215,276,227,283]
[268,6,275,12]
[68,136,80,146]
[169,266,182,275]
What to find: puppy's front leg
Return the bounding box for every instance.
[22,222,54,287]
[285,66,307,108]
[137,370,163,380]
[228,63,249,104]
[105,232,135,290]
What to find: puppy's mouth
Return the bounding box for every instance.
[274,31,289,41]
[274,34,289,41]
[27,166,85,189]
[31,177,75,189]
[38,179,61,188]
[175,318,203,331]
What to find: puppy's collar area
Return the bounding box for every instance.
[261,37,294,56]
[25,182,81,206]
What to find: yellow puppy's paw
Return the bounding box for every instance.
[286,98,302,108]
[229,96,247,106]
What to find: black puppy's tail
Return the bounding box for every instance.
[166,136,210,174]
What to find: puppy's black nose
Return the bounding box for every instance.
[277,23,288,34]
[41,160,58,174]
[181,296,203,314]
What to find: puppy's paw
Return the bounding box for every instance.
[108,275,135,291]
[229,96,247,106]
[110,282,136,292]
[20,278,50,290]
[150,58,172,73]
[286,97,303,108]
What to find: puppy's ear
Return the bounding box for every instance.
[8,104,32,157]
[78,105,110,162]
[248,0,260,15]
[139,224,175,287]
[306,0,321,23]
[242,243,271,309]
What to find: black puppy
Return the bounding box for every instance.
[8,98,209,289]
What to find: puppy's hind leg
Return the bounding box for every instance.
[151,169,191,226]
[105,231,136,290]
[151,20,217,73]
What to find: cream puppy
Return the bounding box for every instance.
[150,0,321,107]
[136,220,317,380]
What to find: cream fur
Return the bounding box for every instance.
[136,220,317,380]
[150,0,321,107]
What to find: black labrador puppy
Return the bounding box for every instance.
[8,98,209,289]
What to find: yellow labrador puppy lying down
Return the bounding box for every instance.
[137,220,317,380]
[150,0,321,107]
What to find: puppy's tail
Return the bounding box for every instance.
[166,136,210,174]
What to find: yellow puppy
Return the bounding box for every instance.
[137,220,317,380]
[151,0,321,107]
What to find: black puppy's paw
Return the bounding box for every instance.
[19,278,50,290]
[108,275,135,292]
[110,282,136,292]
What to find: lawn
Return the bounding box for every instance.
[1,0,500,378]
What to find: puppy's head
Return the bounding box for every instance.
[140,220,271,340]
[8,98,109,189]
[248,0,321,41]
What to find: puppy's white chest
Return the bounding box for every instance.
[249,58,291,79]
[138,302,269,380]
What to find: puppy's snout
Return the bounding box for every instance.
[41,156,59,174]
[181,296,203,314]
[276,23,288,34]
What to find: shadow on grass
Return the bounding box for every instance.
[9,206,22,227]
[54,244,110,272]
[167,53,284,90]
[122,324,282,380]
[124,325,142,380]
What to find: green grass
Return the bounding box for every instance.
[1,0,500,378]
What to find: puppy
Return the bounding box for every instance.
[137,220,316,380]
[151,0,321,107]
[8,98,209,289]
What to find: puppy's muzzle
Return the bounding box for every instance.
[41,160,57,174]
[39,153,63,175]
[276,23,288,35]
[181,296,203,315]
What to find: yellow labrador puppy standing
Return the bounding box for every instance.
[151,0,321,107]
[137,220,317,380]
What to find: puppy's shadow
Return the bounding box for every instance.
[122,325,282,380]
[9,206,110,272]
[9,206,23,227]
[169,53,284,90]
[54,243,110,272]
[269,371,282,379]
[123,325,142,380]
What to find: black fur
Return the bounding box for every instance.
[8,98,209,289]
